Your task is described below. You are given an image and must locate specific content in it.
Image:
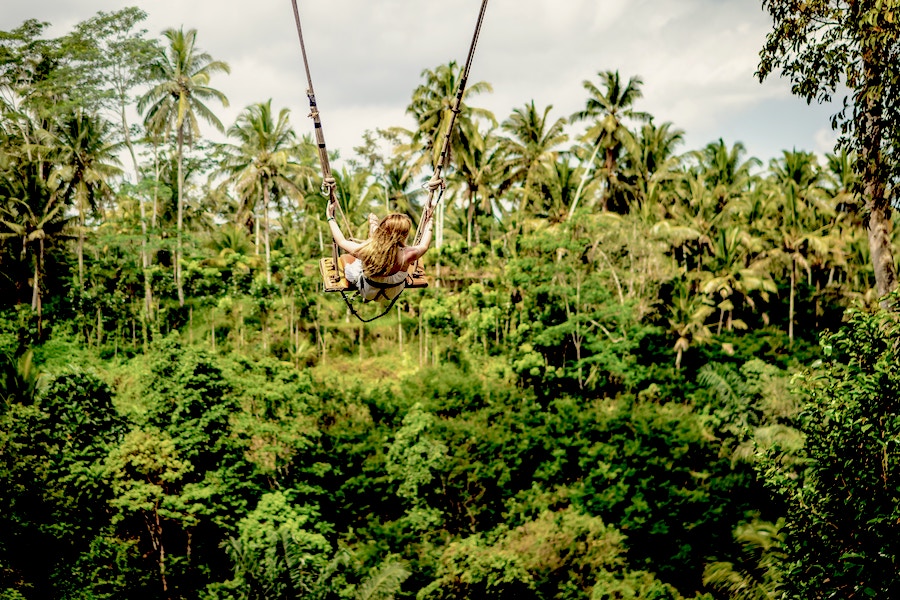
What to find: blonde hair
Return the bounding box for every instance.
[357,213,412,276]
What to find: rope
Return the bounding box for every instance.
[289,0,353,245]
[339,274,415,323]
[291,0,490,321]
[339,289,403,323]
[413,0,490,250]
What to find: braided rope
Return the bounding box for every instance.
[291,0,490,318]
[290,0,355,255]
[414,0,490,249]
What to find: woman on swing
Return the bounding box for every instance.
[326,202,433,303]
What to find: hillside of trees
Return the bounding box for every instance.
[2,7,900,600]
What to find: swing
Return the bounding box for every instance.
[289,0,489,321]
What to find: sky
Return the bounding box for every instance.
[4,0,842,167]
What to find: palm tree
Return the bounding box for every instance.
[406,61,493,174]
[381,162,427,221]
[701,226,776,334]
[652,170,724,275]
[0,112,72,336]
[823,149,858,210]
[765,150,835,342]
[355,128,425,219]
[535,156,582,224]
[218,100,309,284]
[0,349,41,407]
[667,277,714,370]
[496,101,568,215]
[52,109,123,286]
[703,519,785,600]
[332,165,382,238]
[693,139,761,211]
[569,71,651,213]
[619,120,685,218]
[138,27,230,306]
[452,122,501,246]
[83,8,160,325]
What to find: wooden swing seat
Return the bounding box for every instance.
[319,257,428,293]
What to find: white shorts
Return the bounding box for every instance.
[343,260,407,303]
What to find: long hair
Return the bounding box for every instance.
[357,213,412,276]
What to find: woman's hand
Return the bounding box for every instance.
[326,201,335,220]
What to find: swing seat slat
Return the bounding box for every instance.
[319,257,429,292]
[319,257,350,292]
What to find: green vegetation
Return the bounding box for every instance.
[1,6,899,600]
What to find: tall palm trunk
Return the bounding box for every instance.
[121,104,154,328]
[254,212,260,256]
[519,167,536,214]
[789,257,796,343]
[435,201,444,285]
[569,137,603,219]
[176,126,185,307]
[603,146,617,211]
[31,239,44,336]
[263,176,272,284]
[77,202,85,287]
[466,187,476,247]
[152,143,160,231]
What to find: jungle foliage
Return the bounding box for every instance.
[1,7,900,600]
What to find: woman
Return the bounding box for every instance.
[326,203,433,303]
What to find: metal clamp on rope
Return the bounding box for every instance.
[320,176,336,196]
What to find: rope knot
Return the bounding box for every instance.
[424,177,445,192]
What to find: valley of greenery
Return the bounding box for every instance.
[2,6,900,600]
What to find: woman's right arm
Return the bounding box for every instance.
[402,215,433,263]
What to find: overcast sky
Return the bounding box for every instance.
[5,0,840,167]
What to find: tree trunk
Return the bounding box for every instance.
[466,188,475,248]
[436,201,444,286]
[569,137,604,220]
[121,104,154,331]
[77,204,85,288]
[263,178,272,284]
[146,509,168,597]
[176,127,185,307]
[31,244,42,336]
[397,304,403,354]
[152,143,160,230]
[519,167,535,214]
[859,51,898,302]
[603,146,616,212]
[255,210,261,256]
[789,258,795,343]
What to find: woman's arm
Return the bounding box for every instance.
[327,203,364,255]
[402,215,433,264]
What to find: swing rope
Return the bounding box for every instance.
[290,0,490,321]
[412,0,490,258]
[289,0,353,246]
[339,286,404,323]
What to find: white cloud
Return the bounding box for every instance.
[814,126,840,156]
[3,0,839,165]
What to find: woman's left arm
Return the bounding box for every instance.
[327,204,364,255]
